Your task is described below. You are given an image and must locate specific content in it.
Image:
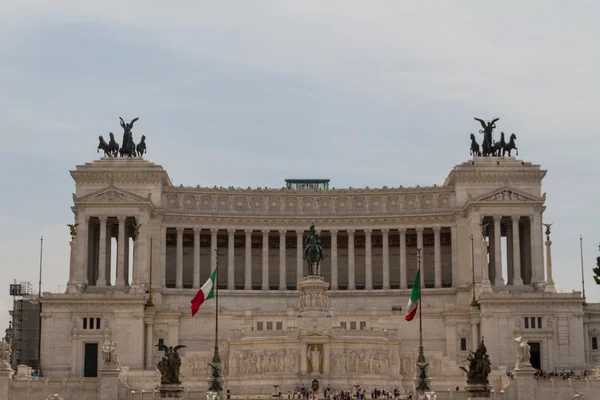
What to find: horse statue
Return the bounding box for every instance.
[503,133,518,156]
[469,133,481,156]
[305,234,321,276]
[491,132,506,156]
[136,135,147,157]
[108,132,120,157]
[97,135,111,157]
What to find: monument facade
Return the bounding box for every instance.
[37,154,600,394]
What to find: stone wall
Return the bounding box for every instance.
[8,377,97,400]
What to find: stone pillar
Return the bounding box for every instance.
[512,216,523,286]
[97,216,108,286]
[330,229,339,290]
[300,343,308,374]
[278,229,286,290]
[227,229,235,290]
[98,368,121,400]
[80,215,91,285]
[416,226,424,288]
[244,229,252,290]
[399,228,407,289]
[175,227,183,289]
[67,240,77,292]
[132,216,149,287]
[105,223,112,284]
[531,211,545,285]
[116,216,126,287]
[159,225,167,289]
[451,225,458,288]
[144,309,155,370]
[382,228,390,290]
[124,229,130,286]
[296,229,303,285]
[480,216,492,292]
[493,215,504,286]
[211,228,218,272]
[323,343,330,374]
[262,229,269,290]
[193,228,201,288]
[506,222,514,285]
[0,360,13,400]
[471,322,478,350]
[544,229,556,293]
[365,228,373,290]
[348,229,355,290]
[433,225,442,288]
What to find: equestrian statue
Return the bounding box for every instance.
[303,224,324,276]
[469,118,518,157]
[96,117,147,158]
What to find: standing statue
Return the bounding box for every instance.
[303,224,324,276]
[132,222,142,242]
[156,344,186,384]
[514,336,531,368]
[459,339,492,385]
[474,118,499,156]
[208,362,223,392]
[101,340,120,368]
[0,338,12,366]
[119,117,139,157]
[67,224,79,240]
[307,345,322,374]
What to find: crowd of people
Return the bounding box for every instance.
[505,368,591,380]
[287,386,403,400]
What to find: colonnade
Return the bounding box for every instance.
[161,225,457,290]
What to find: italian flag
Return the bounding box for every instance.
[404,269,420,321]
[190,268,217,316]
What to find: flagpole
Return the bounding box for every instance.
[212,249,220,363]
[580,235,586,305]
[417,248,425,363]
[38,235,43,376]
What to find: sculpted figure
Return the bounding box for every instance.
[459,339,491,385]
[101,340,120,368]
[0,339,11,365]
[303,224,324,275]
[67,223,79,240]
[308,345,322,374]
[515,336,531,366]
[474,117,499,156]
[156,343,187,384]
[119,117,139,157]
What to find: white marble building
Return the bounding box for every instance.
[39,156,600,394]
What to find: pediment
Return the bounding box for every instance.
[299,329,331,338]
[471,187,542,203]
[76,185,150,204]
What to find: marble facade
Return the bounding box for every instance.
[37,156,600,394]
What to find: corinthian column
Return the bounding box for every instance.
[296,229,303,286]
[279,229,286,290]
[365,228,373,290]
[416,226,424,288]
[210,228,218,272]
[97,216,108,287]
[193,228,201,288]
[262,229,269,290]
[399,228,407,289]
[382,228,390,290]
[544,226,556,293]
[175,227,183,289]
[227,229,235,290]
[511,216,523,286]
[433,226,442,288]
[244,229,252,290]
[116,216,127,287]
[330,229,339,290]
[348,229,355,290]
[493,215,504,286]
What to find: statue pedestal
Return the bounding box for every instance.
[98,368,121,400]
[299,275,330,318]
[158,384,185,399]
[0,362,13,400]
[465,383,491,398]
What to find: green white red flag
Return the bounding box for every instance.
[190,268,217,316]
[405,269,420,321]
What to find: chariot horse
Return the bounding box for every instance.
[305,235,321,276]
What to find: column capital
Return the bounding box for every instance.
[493,215,503,222]
[99,216,108,223]
[244,228,253,235]
[261,229,270,235]
[117,216,126,223]
[381,228,389,234]
[347,229,355,235]
[278,229,287,235]
[227,228,236,235]
[432,225,441,233]
[295,229,304,235]
[415,226,424,233]
[511,215,521,223]
[193,227,202,233]
[364,228,373,234]
[330,228,339,235]
[398,227,407,233]
[210,227,219,234]
[176,227,185,234]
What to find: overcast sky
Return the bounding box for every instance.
[1,1,599,334]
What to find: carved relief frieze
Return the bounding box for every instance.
[228,348,299,376]
[330,348,400,375]
[477,188,539,203]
